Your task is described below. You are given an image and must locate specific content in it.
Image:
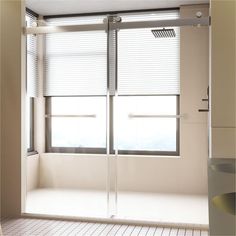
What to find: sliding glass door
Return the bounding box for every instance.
[113,12,180,221]
[38,16,109,218]
[26,11,184,220]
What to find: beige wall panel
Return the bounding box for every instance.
[39,154,107,190]
[180,5,209,125]
[211,127,236,159]
[0,0,24,217]
[26,155,39,191]
[117,124,208,194]
[211,0,236,128]
[0,0,2,219]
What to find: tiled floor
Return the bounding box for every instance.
[1,218,209,236]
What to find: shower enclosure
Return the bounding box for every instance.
[25,9,210,224]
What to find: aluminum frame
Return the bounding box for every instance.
[25,17,210,35]
[27,97,35,154]
[110,17,210,30]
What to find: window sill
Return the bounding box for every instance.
[43,152,181,159]
[27,151,38,157]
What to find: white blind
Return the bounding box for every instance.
[45,15,105,26]
[120,11,179,22]
[118,11,180,95]
[44,17,107,96]
[26,12,38,97]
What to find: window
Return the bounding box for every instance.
[44,12,180,155]
[46,97,106,153]
[26,11,38,153]
[114,96,179,155]
[26,97,34,152]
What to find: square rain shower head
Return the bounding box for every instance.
[151,28,176,38]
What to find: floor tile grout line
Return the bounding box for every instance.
[74,222,89,235]
[91,223,104,235]
[177,228,180,236]
[108,224,120,236]
[52,221,77,236]
[137,226,143,236]
[24,219,49,236]
[81,222,99,236]
[67,222,88,235]
[97,223,111,236]
[28,219,56,236]
[144,226,150,236]
[2,218,31,234]
[21,219,51,236]
[95,224,108,236]
[55,220,78,235]
[87,223,102,236]
[40,220,69,236]
[121,225,129,236]
[113,224,123,236]
[80,222,96,236]
[2,218,26,233]
[16,218,51,234]
[62,222,82,236]
[10,219,48,234]
[153,227,159,236]
[105,224,116,236]
[1,218,24,229]
[160,227,165,236]
[32,220,61,235]
[129,225,136,236]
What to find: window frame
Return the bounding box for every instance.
[27,97,35,154]
[44,11,180,156]
[45,97,107,154]
[111,95,180,156]
[45,95,180,156]
[26,10,37,155]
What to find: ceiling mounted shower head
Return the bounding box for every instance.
[151,28,176,38]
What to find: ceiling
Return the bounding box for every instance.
[26,0,209,16]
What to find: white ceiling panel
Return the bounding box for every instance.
[26,0,209,16]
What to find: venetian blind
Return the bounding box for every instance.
[44,16,107,96]
[26,12,38,97]
[118,11,180,95]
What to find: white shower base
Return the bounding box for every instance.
[25,188,208,227]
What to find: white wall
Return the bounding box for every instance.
[36,4,209,195]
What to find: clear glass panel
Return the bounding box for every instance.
[25,21,108,218]
[115,96,179,221]
[116,23,180,222]
[51,97,106,148]
[114,96,177,152]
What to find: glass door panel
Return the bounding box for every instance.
[25,18,109,218]
[115,20,180,221]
